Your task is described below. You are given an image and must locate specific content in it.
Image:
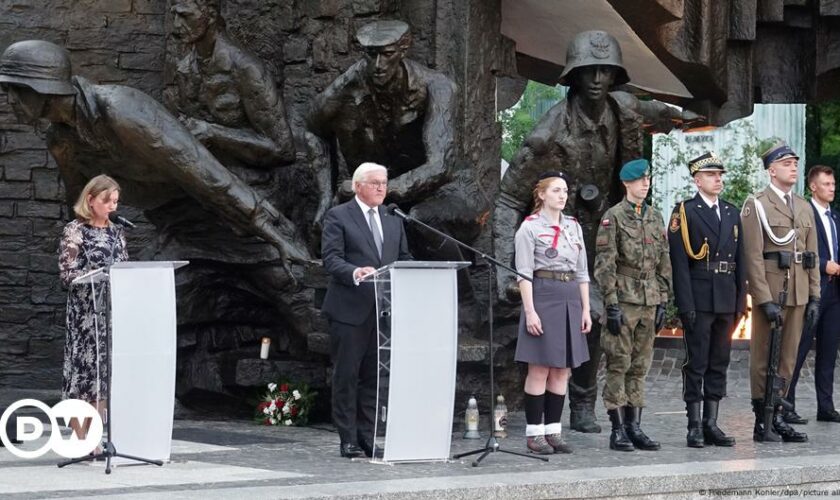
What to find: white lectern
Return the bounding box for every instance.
[109,261,187,466]
[58,261,187,473]
[360,261,470,463]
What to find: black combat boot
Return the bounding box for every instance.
[772,405,808,443]
[703,399,735,446]
[624,406,660,450]
[607,408,634,451]
[752,398,781,443]
[686,401,704,448]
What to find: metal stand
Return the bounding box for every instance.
[452,264,548,466]
[58,269,164,474]
[389,207,548,466]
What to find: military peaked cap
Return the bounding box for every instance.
[761,141,799,169]
[688,152,726,175]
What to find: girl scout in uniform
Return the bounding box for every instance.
[514,171,592,454]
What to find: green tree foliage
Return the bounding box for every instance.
[498,81,564,162]
[819,101,840,158]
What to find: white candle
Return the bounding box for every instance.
[260,337,271,359]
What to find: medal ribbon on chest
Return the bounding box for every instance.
[545,225,561,258]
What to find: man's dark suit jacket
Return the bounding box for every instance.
[321,199,412,326]
[810,201,840,294]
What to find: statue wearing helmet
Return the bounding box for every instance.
[0,39,309,267]
[491,30,698,436]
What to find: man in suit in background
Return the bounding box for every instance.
[785,165,840,424]
[321,162,412,458]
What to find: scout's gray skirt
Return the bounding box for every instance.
[515,278,590,368]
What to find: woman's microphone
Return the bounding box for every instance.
[108,212,136,228]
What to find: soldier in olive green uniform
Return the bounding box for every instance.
[741,141,819,443]
[594,159,672,452]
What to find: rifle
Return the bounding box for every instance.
[762,270,794,442]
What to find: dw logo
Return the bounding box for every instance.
[0,399,103,459]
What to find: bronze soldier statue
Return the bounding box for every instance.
[166,0,295,168]
[0,40,309,267]
[166,0,331,256]
[493,30,697,433]
[307,20,479,261]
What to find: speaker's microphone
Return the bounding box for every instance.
[108,212,136,228]
[386,203,411,221]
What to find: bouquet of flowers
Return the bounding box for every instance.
[255,381,315,426]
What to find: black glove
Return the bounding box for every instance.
[804,296,820,335]
[759,301,782,325]
[654,303,666,333]
[680,311,696,333]
[606,304,625,336]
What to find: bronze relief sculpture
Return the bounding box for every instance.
[0,39,307,265]
[307,20,481,266]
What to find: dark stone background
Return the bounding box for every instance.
[0,0,516,416]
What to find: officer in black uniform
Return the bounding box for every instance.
[667,152,746,448]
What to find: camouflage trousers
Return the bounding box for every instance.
[601,303,656,410]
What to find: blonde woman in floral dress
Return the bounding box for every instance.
[58,175,128,445]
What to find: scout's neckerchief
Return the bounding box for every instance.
[679,201,709,260]
[751,196,796,246]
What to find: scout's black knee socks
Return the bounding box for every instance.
[544,391,565,436]
[525,392,545,436]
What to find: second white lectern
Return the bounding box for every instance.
[361,261,470,463]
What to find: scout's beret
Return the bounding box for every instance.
[619,159,650,181]
[761,141,799,169]
[688,152,726,176]
[537,170,574,186]
[355,20,410,48]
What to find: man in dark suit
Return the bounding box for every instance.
[321,162,412,458]
[785,165,840,424]
[668,152,746,448]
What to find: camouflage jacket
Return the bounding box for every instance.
[594,199,672,306]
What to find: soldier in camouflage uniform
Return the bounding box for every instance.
[594,159,672,452]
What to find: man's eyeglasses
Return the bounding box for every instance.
[363,181,388,188]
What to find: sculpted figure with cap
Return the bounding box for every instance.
[307,20,480,262]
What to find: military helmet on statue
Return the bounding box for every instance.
[0,40,74,95]
[558,30,629,86]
